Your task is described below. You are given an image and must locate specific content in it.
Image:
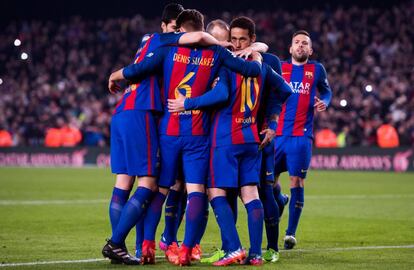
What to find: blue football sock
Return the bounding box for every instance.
[183,192,207,248]
[111,187,154,245]
[143,191,166,241]
[226,188,239,224]
[109,187,130,234]
[286,187,304,236]
[273,183,287,216]
[195,197,209,245]
[211,196,241,252]
[245,199,264,256]
[261,184,279,251]
[163,189,182,244]
[175,191,187,238]
[135,218,144,250]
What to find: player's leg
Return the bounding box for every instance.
[102,111,159,265]
[108,113,134,234]
[142,134,180,264]
[210,145,245,266]
[273,136,289,218]
[258,140,280,262]
[172,136,209,265]
[284,136,312,249]
[273,178,289,218]
[239,144,264,265]
[160,179,185,250]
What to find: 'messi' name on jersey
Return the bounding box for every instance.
[289,81,311,95]
[173,53,215,67]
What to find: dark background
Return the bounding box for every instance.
[0,0,407,24]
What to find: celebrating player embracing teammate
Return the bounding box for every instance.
[102,3,332,267]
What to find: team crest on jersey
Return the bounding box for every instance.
[146,52,154,58]
[305,71,313,79]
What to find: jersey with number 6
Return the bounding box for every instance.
[122,45,262,136]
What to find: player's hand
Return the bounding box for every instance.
[250,51,263,64]
[108,69,124,94]
[218,40,235,51]
[314,96,327,112]
[234,47,254,59]
[259,128,275,150]
[168,92,186,112]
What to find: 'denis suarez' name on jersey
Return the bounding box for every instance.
[276,60,332,137]
[113,32,184,114]
[122,44,261,136]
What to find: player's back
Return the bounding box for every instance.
[276,60,326,137]
[114,32,183,114]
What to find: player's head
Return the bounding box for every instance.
[289,30,313,63]
[175,9,204,32]
[230,16,256,51]
[206,19,229,42]
[161,3,184,33]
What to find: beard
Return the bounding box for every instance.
[292,52,309,63]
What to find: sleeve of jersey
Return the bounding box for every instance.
[158,32,185,46]
[184,69,230,110]
[263,53,282,75]
[219,47,261,77]
[266,65,293,114]
[122,47,166,83]
[317,64,333,107]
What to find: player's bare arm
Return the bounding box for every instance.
[234,41,268,58]
[179,31,235,49]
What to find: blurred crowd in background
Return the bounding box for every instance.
[0,1,412,147]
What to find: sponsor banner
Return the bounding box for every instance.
[0,147,110,168]
[0,147,412,172]
[311,147,414,172]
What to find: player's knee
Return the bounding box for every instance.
[290,176,304,188]
[159,186,169,196]
[240,185,259,204]
[137,176,158,191]
[170,179,184,191]
[207,188,226,201]
[115,174,135,190]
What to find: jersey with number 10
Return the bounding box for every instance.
[122,45,261,136]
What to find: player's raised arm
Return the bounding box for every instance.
[178,31,234,49]
[233,42,269,59]
[108,47,167,93]
[314,63,332,112]
[168,68,231,112]
[220,47,262,77]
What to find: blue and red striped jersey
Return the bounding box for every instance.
[113,32,184,114]
[183,63,292,146]
[122,44,261,136]
[276,60,332,137]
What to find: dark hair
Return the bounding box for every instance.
[230,16,255,38]
[206,19,229,33]
[292,30,310,39]
[175,9,204,31]
[161,3,184,24]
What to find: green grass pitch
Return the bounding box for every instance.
[0,168,413,269]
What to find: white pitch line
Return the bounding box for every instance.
[0,245,413,267]
[1,194,413,206]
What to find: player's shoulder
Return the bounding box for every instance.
[262,52,281,63]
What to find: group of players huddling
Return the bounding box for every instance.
[102,3,332,266]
